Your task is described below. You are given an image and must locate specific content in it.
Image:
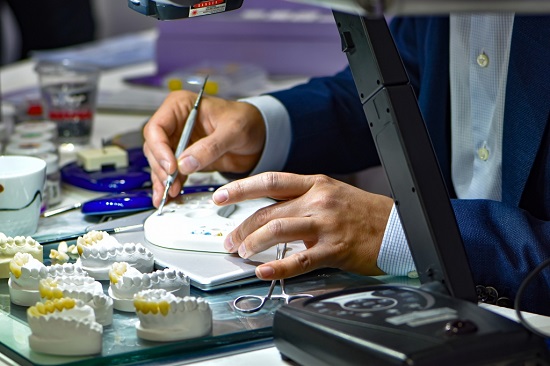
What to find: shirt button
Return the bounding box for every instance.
[477,52,489,68]
[478,146,490,161]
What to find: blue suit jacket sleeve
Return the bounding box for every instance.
[269,16,550,315]
[270,69,380,175]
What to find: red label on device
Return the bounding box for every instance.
[49,111,93,120]
[190,0,226,17]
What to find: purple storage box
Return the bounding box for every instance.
[155,0,348,77]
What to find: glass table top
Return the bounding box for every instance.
[0,245,390,366]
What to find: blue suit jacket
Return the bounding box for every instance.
[270,16,550,315]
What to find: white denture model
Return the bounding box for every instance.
[76,230,154,280]
[8,252,87,306]
[27,297,103,356]
[0,233,43,278]
[134,289,212,342]
[39,276,113,326]
[108,262,190,312]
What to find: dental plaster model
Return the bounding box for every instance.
[134,289,212,342]
[0,233,43,278]
[39,276,113,326]
[8,252,87,306]
[108,262,190,312]
[76,230,154,280]
[27,297,103,356]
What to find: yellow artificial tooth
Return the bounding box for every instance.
[54,299,65,311]
[109,262,128,284]
[9,261,21,278]
[36,302,46,315]
[63,298,76,310]
[39,279,56,299]
[39,287,51,299]
[28,306,41,318]
[159,301,170,316]
[45,301,55,313]
[42,278,57,288]
[77,244,83,256]
[52,288,64,299]
[150,303,159,315]
[109,271,119,284]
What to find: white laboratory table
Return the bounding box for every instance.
[2,58,550,366]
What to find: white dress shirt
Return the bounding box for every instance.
[241,14,515,276]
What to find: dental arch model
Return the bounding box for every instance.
[0,233,43,278]
[27,297,103,356]
[108,262,190,312]
[76,230,154,280]
[134,289,212,342]
[8,252,87,306]
[39,276,113,326]
[8,252,113,325]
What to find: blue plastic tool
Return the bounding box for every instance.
[81,190,153,215]
[61,147,150,192]
[81,185,221,216]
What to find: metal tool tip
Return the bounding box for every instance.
[156,199,166,216]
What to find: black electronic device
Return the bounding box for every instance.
[274,285,549,365]
[128,0,244,20]
[272,11,550,366]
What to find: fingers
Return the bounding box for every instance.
[143,91,193,176]
[143,91,199,206]
[214,172,392,280]
[225,215,316,255]
[177,124,244,175]
[213,172,315,205]
[255,244,338,280]
[177,100,266,175]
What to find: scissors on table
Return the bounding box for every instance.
[233,243,313,313]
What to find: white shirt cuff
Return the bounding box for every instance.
[377,204,416,276]
[239,95,291,175]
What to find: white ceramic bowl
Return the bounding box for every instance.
[0,155,47,236]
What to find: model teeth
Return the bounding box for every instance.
[27,297,103,356]
[37,275,113,326]
[9,254,90,307]
[76,231,154,280]
[49,249,70,264]
[134,289,213,342]
[76,230,118,255]
[109,262,127,284]
[39,276,102,300]
[27,297,77,317]
[2,237,43,279]
[0,235,41,250]
[9,252,44,281]
[108,262,190,312]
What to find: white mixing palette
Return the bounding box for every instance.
[144,192,276,253]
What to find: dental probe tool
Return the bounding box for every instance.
[157,75,209,216]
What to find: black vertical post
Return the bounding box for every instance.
[333,11,477,303]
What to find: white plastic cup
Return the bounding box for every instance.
[0,155,46,236]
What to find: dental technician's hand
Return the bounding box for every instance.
[212,172,394,280]
[143,91,266,207]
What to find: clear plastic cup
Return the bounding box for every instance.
[35,60,100,149]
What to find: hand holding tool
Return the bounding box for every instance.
[157,75,209,215]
